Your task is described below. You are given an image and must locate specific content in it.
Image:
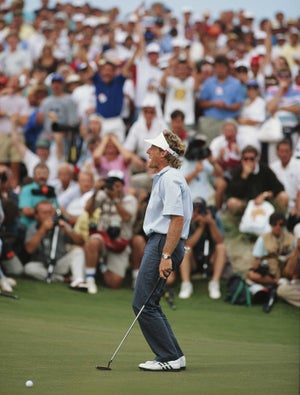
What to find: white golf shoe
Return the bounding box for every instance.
[139,356,185,371]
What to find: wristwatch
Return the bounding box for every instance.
[161,253,172,260]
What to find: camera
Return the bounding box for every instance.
[53,209,68,226]
[107,226,121,240]
[185,137,211,161]
[31,185,56,198]
[256,260,270,276]
[193,198,207,216]
[51,122,80,134]
[0,172,8,183]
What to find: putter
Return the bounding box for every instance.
[0,291,19,299]
[96,276,164,371]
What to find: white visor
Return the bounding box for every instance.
[145,132,179,158]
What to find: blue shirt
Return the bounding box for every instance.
[92,73,126,118]
[143,166,192,239]
[199,75,244,119]
[19,182,58,229]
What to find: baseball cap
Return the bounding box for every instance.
[146,42,160,53]
[145,132,179,158]
[246,79,259,88]
[51,73,64,83]
[36,138,51,149]
[106,170,125,183]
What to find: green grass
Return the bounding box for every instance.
[1,278,299,395]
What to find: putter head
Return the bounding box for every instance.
[96,365,112,371]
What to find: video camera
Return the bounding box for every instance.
[185,137,211,161]
[193,198,208,216]
[51,122,80,134]
[31,185,56,198]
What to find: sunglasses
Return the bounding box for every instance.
[242,156,256,161]
[277,73,291,78]
[143,109,156,114]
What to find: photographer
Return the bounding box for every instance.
[24,200,86,289]
[81,170,137,293]
[180,135,225,210]
[178,197,230,300]
[247,212,295,288]
[18,163,58,229]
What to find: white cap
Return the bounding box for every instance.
[182,6,193,14]
[141,94,157,108]
[66,74,81,84]
[254,30,267,40]
[146,42,160,53]
[72,13,85,23]
[234,59,249,69]
[145,132,179,158]
[294,223,300,239]
[107,170,125,182]
[244,10,254,19]
[172,36,190,48]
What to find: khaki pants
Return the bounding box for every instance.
[277,282,300,308]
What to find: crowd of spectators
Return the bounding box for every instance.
[0,0,299,306]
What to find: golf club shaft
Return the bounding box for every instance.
[107,276,163,367]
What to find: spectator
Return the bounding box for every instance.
[34,41,60,75]
[277,223,300,307]
[86,46,139,142]
[83,170,138,293]
[160,59,199,129]
[247,212,295,287]
[169,109,188,142]
[0,76,31,187]
[91,133,134,190]
[59,170,95,224]
[210,118,241,171]
[11,117,64,183]
[36,73,78,136]
[24,200,87,290]
[237,79,267,151]
[178,197,230,300]
[0,31,32,78]
[123,94,167,190]
[0,165,24,278]
[180,136,225,210]
[225,145,289,215]
[198,54,244,144]
[49,162,77,201]
[18,163,58,230]
[270,139,300,212]
[71,62,96,126]
[266,67,300,150]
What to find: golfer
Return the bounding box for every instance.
[133,130,192,371]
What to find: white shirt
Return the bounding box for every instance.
[134,57,162,107]
[23,149,62,183]
[124,116,167,160]
[270,157,300,203]
[163,76,195,125]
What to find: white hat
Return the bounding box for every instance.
[254,30,267,40]
[141,94,157,108]
[244,10,254,19]
[66,74,81,84]
[107,170,125,182]
[145,132,179,158]
[72,13,85,23]
[146,42,160,53]
[294,223,300,239]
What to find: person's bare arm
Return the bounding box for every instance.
[159,215,184,279]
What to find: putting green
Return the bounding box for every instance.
[1,278,299,395]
